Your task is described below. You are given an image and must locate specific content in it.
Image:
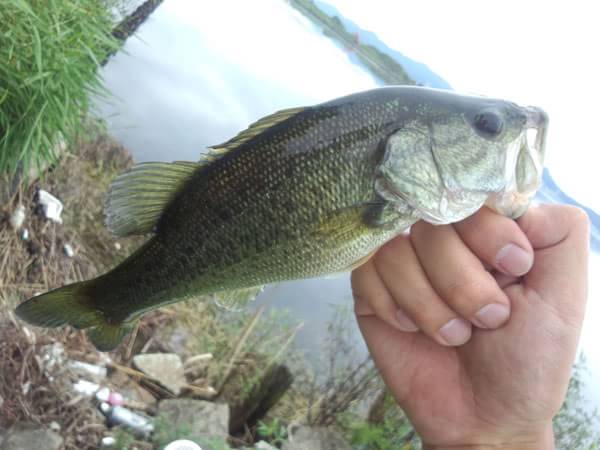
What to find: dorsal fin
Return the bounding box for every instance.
[105,161,199,237]
[209,106,306,155]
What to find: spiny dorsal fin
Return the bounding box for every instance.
[209,106,306,154]
[106,161,199,237]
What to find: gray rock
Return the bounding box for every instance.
[158,399,229,441]
[133,353,186,395]
[254,440,278,450]
[282,425,351,450]
[1,428,63,450]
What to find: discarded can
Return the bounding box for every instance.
[164,439,202,450]
[100,402,154,436]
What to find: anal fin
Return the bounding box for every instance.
[87,321,137,352]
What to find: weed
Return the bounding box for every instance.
[257,418,288,447]
[0,0,119,176]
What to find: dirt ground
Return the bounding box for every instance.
[0,129,155,449]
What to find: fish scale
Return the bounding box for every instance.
[15,86,548,350]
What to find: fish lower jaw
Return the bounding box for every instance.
[485,190,532,219]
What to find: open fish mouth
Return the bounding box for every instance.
[486,106,549,218]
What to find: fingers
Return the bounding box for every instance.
[356,235,473,346]
[410,221,511,329]
[517,204,589,328]
[352,207,536,347]
[454,206,534,276]
[352,259,419,332]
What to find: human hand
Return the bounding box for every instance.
[352,205,589,449]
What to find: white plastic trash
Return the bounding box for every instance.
[164,440,202,450]
[63,243,74,258]
[9,204,25,230]
[72,379,100,397]
[101,436,117,448]
[68,360,107,378]
[38,189,63,224]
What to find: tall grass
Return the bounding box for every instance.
[0,0,120,177]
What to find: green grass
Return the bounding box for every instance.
[0,0,120,177]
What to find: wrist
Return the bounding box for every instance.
[422,423,555,450]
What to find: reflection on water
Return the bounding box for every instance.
[94,0,377,162]
[94,0,377,359]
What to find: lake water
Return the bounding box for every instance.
[94,0,379,361]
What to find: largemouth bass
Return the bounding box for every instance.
[15,87,548,350]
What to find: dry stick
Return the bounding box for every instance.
[108,360,216,401]
[0,250,11,282]
[107,361,174,399]
[183,384,217,399]
[265,322,304,369]
[125,321,141,360]
[217,305,265,395]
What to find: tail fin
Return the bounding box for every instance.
[14,281,134,351]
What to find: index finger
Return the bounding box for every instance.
[517,204,590,328]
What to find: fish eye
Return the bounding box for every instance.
[473,110,504,137]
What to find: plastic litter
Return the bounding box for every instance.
[164,439,202,450]
[68,360,107,379]
[100,402,154,436]
[101,436,116,448]
[96,387,124,406]
[9,204,25,230]
[38,189,63,224]
[63,243,74,257]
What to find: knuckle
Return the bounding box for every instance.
[446,276,497,312]
[565,206,590,232]
[374,237,407,266]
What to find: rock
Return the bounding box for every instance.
[282,426,351,450]
[133,353,186,395]
[254,440,278,450]
[157,399,229,441]
[1,428,63,450]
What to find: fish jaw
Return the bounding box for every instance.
[486,106,548,219]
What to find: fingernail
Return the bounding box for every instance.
[474,303,510,329]
[496,243,533,276]
[395,309,419,332]
[438,318,471,346]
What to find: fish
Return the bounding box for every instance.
[14,86,548,351]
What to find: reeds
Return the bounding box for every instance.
[0,0,119,176]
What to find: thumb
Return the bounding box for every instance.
[517,204,590,329]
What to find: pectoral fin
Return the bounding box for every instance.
[212,286,265,311]
[343,250,377,272]
[106,161,199,237]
